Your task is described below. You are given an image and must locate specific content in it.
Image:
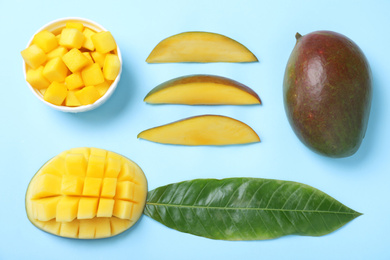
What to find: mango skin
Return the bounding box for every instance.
[283,31,372,158]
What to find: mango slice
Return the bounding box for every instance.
[25,148,148,239]
[146,31,258,63]
[144,74,261,105]
[138,115,260,146]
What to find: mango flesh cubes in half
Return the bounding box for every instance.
[21,21,121,107]
[25,148,148,239]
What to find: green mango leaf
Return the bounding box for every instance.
[144,178,361,240]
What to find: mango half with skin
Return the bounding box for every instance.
[283,31,372,157]
[25,148,147,239]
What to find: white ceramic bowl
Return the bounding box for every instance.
[23,17,122,113]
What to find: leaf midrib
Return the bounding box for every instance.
[146,202,361,216]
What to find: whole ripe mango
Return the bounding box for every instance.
[283,31,372,158]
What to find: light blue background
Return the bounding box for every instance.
[1,0,389,259]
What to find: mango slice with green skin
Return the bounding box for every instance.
[138,115,260,146]
[146,31,258,63]
[25,148,148,239]
[144,75,261,105]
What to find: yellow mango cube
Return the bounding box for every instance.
[21,44,47,69]
[26,66,50,90]
[43,219,61,235]
[82,177,102,197]
[42,156,66,177]
[65,154,87,175]
[59,28,85,49]
[62,48,89,73]
[115,181,134,200]
[32,197,61,221]
[86,154,105,178]
[42,57,69,82]
[82,28,96,51]
[65,72,84,90]
[97,198,115,217]
[61,175,84,195]
[34,220,47,229]
[103,54,120,80]
[78,219,95,239]
[83,52,94,65]
[69,147,90,160]
[65,90,82,107]
[60,220,79,237]
[90,147,107,157]
[110,218,131,236]
[75,86,101,105]
[65,153,87,176]
[31,173,62,199]
[39,88,47,96]
[77,198,98,219]
[95,81,111,98]
[133,184,147,203]
[105,157,121,178]
[66,22,84,32]
[56,197,80,222]
[81,63,104,86]
[47,46,68,60]
[94,218,111,238]
[118,162,135,182]
[108,151,123,162]
[91,51,106,68]
[113,200,133,220]
[101,178,117,198]
[91,31,116,54]
[32,30,58,53]
[43,81,67,106]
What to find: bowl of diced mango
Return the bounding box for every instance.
[21,17,122,112]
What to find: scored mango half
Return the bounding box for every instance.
[25,148,147,239]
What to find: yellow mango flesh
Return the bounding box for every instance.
[43,81,68,106]
[138,115,260,145]
[144,75,261,105]
[25,148,148,239]
[47,46,68,60]
[62,48,89,73]
[91,51,106,68]
[65,72,84,90]
[42,57,69,83]
[91,31,117,54]
[66,22,84,32]
[26,66,50,90]
[65,90,82,107]
[32,30,58,53]
[95,81,112,98]
[22,23,120,108]
[59,28,85,49]
[146,31,258,63]
[21,44,47,69]
[75,86,101,105]
[81,63,105,86]
[103,54,121,81]
[82,28,96,51]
